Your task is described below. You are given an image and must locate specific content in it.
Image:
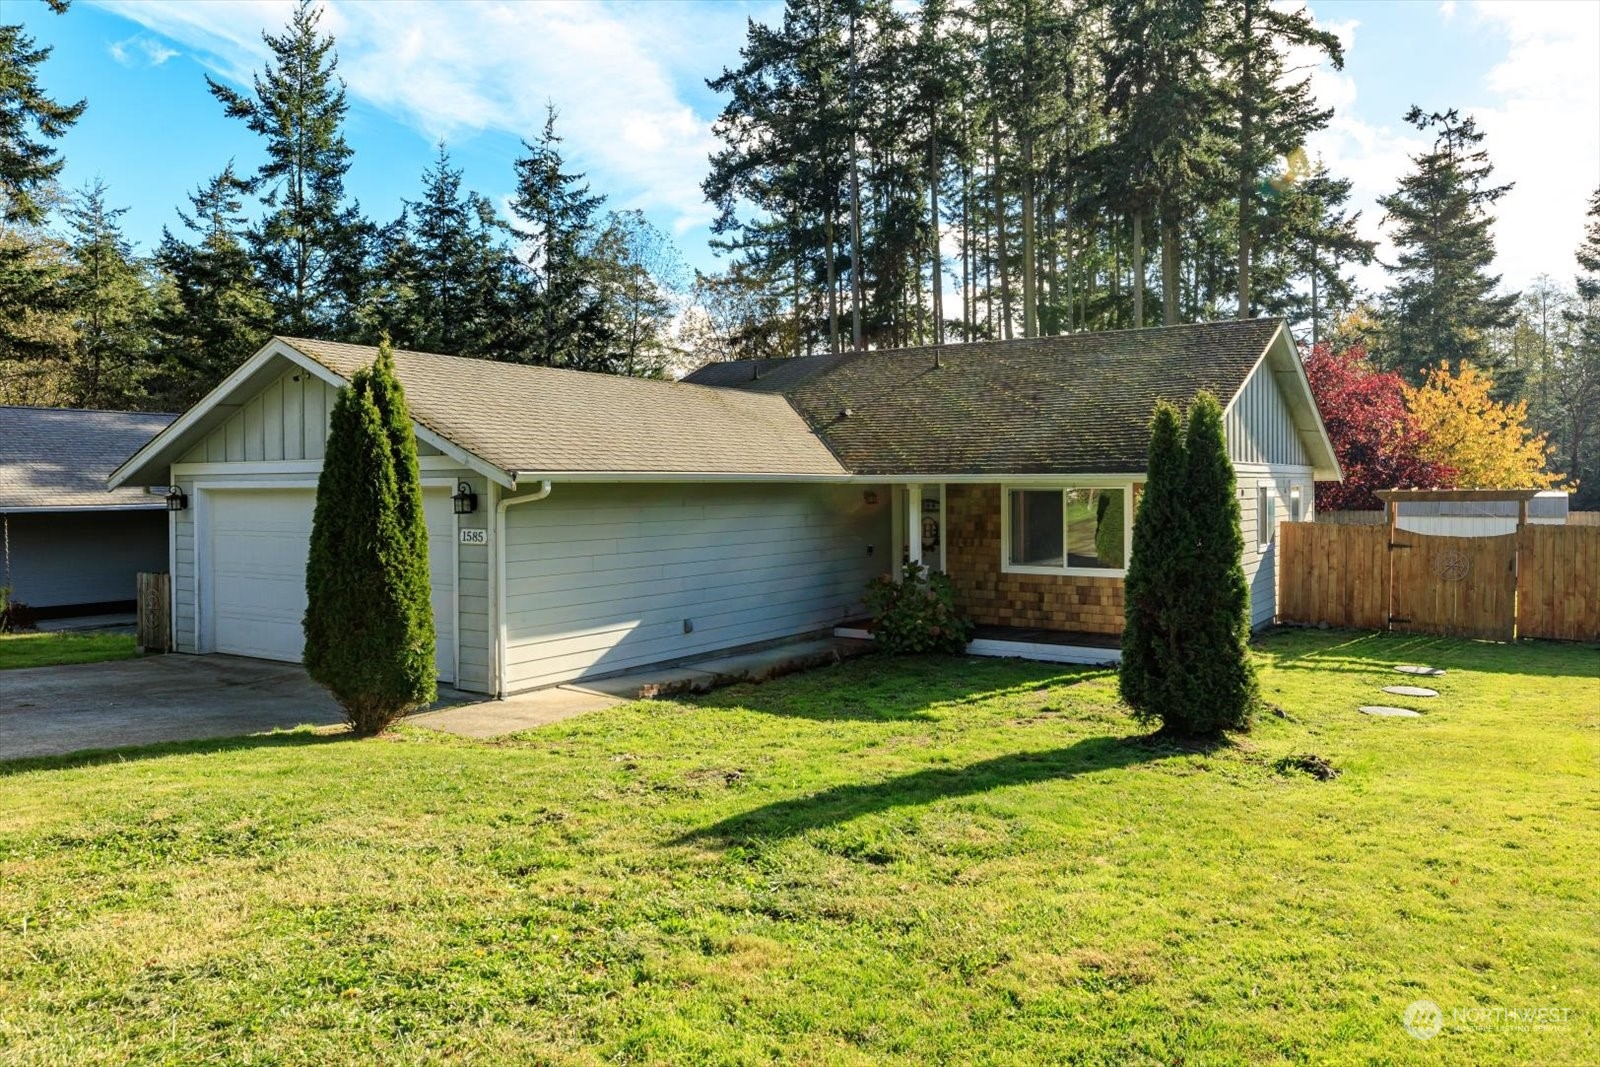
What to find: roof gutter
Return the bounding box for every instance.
[494,480,552,698]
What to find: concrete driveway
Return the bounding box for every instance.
[1,655,353,762]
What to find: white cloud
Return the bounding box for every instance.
[108,34,180,68]
[1439,1,1458,21]
[91,0,729,235]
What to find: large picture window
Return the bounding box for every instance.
[1003,485,1130,576]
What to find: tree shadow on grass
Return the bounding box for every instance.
[0,727,352,778]
[689,653,1116,723]
[1258,629,1598,680]
[676,732,1208,848]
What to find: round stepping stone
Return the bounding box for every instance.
[1360,705,1423,718]
[1395,665,1446,677]
[1383,685,1439,698]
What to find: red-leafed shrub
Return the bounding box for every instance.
[1303,343,1453,511]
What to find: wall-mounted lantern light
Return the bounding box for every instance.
[452,481,479,515]
[165,488,188,512]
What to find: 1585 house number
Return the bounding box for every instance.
[459,528,488,545]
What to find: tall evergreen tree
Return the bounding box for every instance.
[1376,107,1518,384]
[61,180,157,408]
[208,0,369,337]
[1552,187,1600,505]
[1120,399,1187,722]
[402,144,513,359]
[508,105,611,369]
[0,2,84,226]
[151,164,274,405]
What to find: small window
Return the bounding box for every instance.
[1258,483,1276,551]
[1004,486,1128,574]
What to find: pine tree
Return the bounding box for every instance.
[1175,390,1258,734]
[208,0,369,336]
[1377,107,1518,384]
[1120,399,1186,722]
[62,180,157,408]
[0,6,85,226]
[1557,188,1600,505]
[303,343,435,734]
[151,164,274,405]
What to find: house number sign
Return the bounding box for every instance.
[459,528,488,546]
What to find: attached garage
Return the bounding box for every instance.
[201,487,459,681]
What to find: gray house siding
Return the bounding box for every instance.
[1228,362,1311,468]
[502,482,890,692]
[2,510,167,612]
[1237,467,1316,630]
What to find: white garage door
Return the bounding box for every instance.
[207,487,456,681]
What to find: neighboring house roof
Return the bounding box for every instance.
[684,319,1337,477]
[0,406,178,513]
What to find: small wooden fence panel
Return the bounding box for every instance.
[136,571,170,654]
[1279,522,1600,642]
[1278,522,1388,630]
[1390,531,1517,642]
[1518,525,1600,640]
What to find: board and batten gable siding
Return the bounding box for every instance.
[502,482,890,692]
[1228,362,1310,469]
[176,367,441,465]
[451,471,493,692]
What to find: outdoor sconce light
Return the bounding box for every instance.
[165,488,188,512]
[452,481,479,515]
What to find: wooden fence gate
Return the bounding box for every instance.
[1388,531,1517,641]
[1279,522,1600,642]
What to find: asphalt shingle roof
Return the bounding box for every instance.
[280,338,849,478]
[1,406,177,512]
[682,320,1285,475]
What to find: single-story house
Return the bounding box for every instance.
[110,319,1338,696]
[1,406,178,619]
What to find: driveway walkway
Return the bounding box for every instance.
[1,656,352,762]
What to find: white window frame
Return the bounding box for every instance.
[1000,483,1133,578]
[1258,482,1276,552]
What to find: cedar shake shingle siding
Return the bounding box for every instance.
[683,319,1284,476]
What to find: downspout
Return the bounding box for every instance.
[494,479,552,698]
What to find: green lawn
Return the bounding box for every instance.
[1,631,1595,1064]
[0,630,135,671]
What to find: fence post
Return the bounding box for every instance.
[136,571,170,654]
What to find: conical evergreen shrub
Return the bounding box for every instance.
[303,345,436,734]
[1175,390,1258,734]
[1120,400,1187,724]
[1120,392,1259,738]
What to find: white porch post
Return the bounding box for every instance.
[908,483,924,569]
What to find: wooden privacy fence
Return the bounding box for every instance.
[1278,522,1600,642]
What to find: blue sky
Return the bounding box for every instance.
[13,0,1599,293]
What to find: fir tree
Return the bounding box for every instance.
[1557,187,1600,504]
[508,105,611,369]
[1377,107,1518,384]
[0,5,84,226]
[61,180,157,408]
[208,0,368,336]
[303,343,435,734]
[404,144,513,358]
[151,164,274,405]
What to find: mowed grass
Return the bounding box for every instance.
[0,631,1596,1065]
[0,630,135,671]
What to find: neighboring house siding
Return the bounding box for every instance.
[176,368,440,464]
[3,510,167,610]
[945,484,1125,635]
[502,482,890,692]
[1228,363,1310,468]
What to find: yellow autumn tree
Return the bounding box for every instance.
[1405,362,1560,488]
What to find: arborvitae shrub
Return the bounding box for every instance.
[1120,400,1187,725]
[302,343,435,734]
